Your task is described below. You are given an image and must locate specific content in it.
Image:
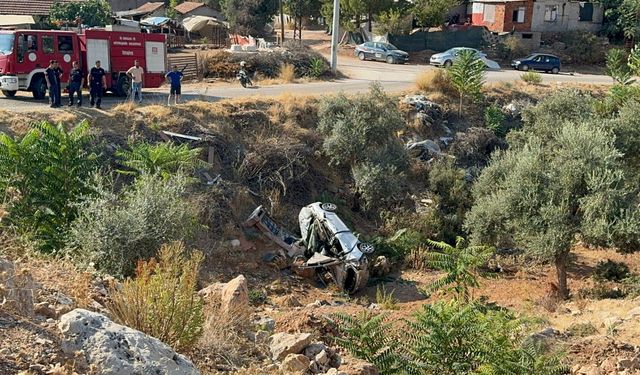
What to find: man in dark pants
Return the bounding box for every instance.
[68,61,84,107]
[45,60,62,108]
[88,60,106,109]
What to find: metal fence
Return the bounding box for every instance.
[389,27,485,52]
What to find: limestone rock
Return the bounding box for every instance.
[280,354,310,373]
[304,342,328,359]
[270,332,313,361]
[58,309,200,375]
[198,275,249,315]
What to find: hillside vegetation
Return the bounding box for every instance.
[1,67,640,374]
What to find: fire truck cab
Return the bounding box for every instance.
[0,29,166,99]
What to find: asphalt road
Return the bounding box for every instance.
[0,56,613,112]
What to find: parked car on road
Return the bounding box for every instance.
[354,42,409,64]
[429,47,500,69]
[510,53,561,73]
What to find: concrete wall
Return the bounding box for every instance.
[530,0,603,33]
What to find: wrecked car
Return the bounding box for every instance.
[244,202,373,293]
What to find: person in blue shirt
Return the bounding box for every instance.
[165,65,183,106]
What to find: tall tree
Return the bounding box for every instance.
[465,122,640,299]
[221,0,279,36]
[413,0,459,28]
[50,0,112,27]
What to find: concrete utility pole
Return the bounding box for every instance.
[330,0,340,74]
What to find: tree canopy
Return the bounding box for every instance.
[220,0,279,36]
[50,0,112,27]
[465,117,640,298]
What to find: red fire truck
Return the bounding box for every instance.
[0,29,167,99]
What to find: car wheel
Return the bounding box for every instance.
[386,56,395,64]
[321,202,337,212]
[31,76,47,100]
[358,52,366,61]
[551,67,559,74]
[520,64,529,71]
[1,90,17,98]
[443,60,453,68]
[358,242,375,254]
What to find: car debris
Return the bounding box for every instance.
[406,139,442,160]
[244,202,373,293]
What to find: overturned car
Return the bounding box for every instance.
[244,202,373,293]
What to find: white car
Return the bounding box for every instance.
[430,47,500,69]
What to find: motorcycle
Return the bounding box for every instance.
[236,69,252,88]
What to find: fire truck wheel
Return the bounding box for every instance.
[1,90,17,98]
[115,75,131,97]
[31,76,47,100]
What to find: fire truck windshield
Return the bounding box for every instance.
[0,34,15,55]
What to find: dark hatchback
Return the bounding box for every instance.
[511,53,561,73]
[354,42,409,64]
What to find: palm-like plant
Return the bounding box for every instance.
[424,236,494,302]
[0,120,96,252]
[447,49,486,116]
[332,312,402,374]
[116,141,205,178]
[606,48,635,85]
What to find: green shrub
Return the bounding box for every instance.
[425,158,474,243]
[521,71,543,84]
[566,322,598,337]
[308,57,328,78]
[372,228,426,262]
[495,35,529,60]
[0,120,97,252]
[318,83,408,208]
[116,141,204,178]
[484,104,508,137]
[67,173,201,277]
[449,127,507,169]
[375,285,399,310]
[593,259,630,282]
[560,32,606,65]
[352,162,404,210]
[622,276,640,298]
[579,282,627,299]
[107,241,204,351]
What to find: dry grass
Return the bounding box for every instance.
[196,300,257,369]
[416,69,455,96]
[112,101,137,113]
[279,63,296,83]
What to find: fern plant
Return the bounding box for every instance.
[0,120,96,252]
[447,50,486,116]
[332,312,402,374]
[424,237,494,302]
[116,141,204,178]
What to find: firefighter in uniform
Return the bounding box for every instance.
[68,61,84,107]
[88,60,106,109]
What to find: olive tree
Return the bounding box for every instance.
[465,122,639,299]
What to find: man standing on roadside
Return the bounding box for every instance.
[88,60,106,109]
[165,65,183,106]
[68,61,84,107]
[127,60,144,104]
[45,60,62,108]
